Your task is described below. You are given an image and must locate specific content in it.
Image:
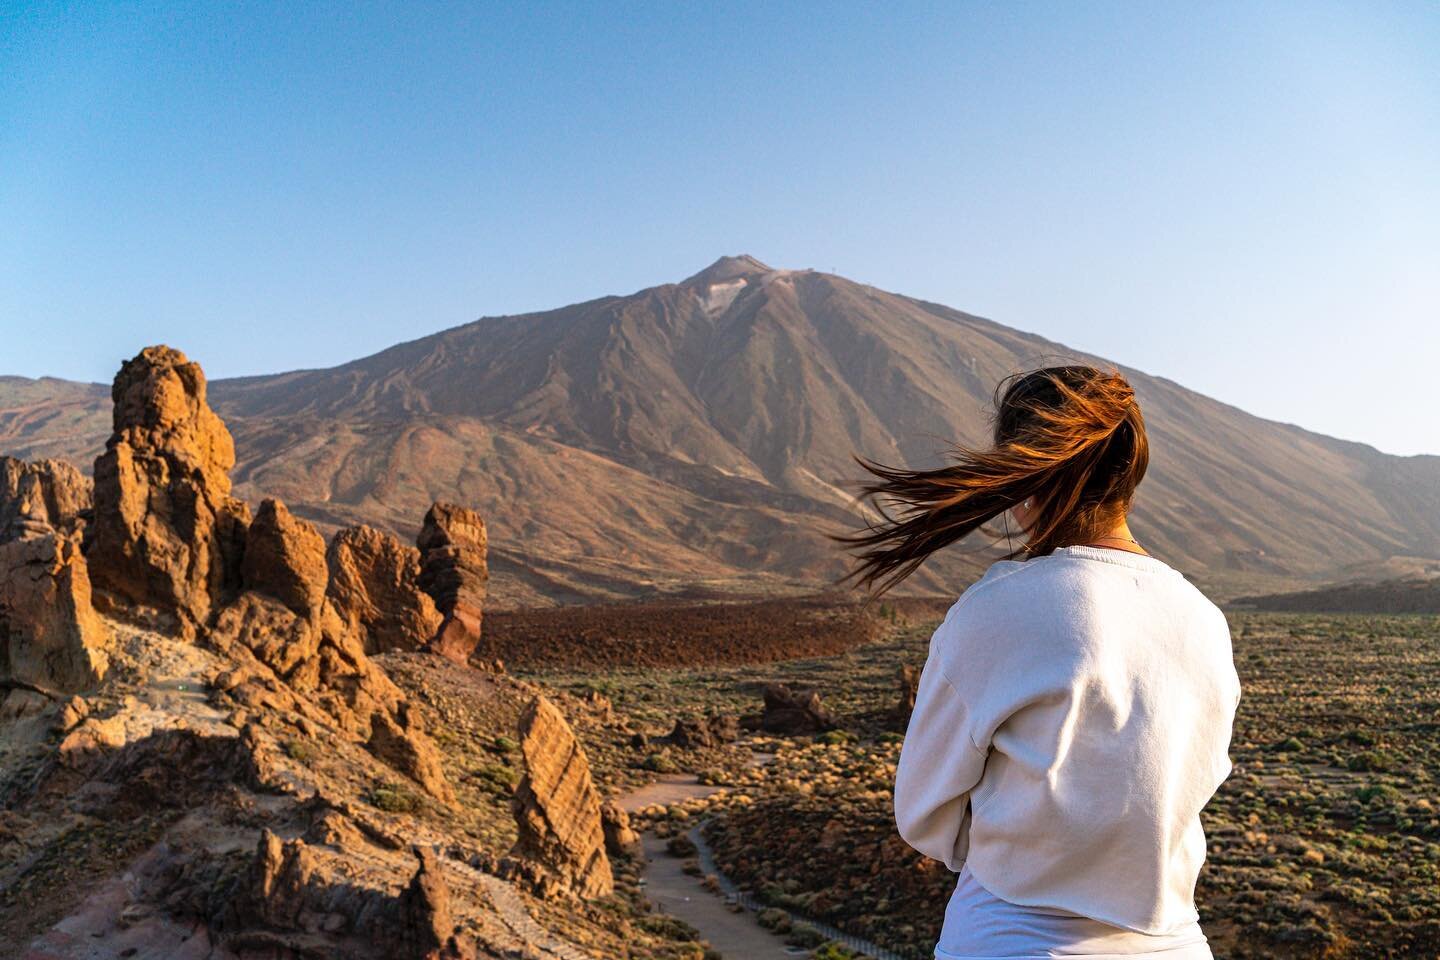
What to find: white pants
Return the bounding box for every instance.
[935,864,1214,960]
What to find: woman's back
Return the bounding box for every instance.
[894,545,1241,937]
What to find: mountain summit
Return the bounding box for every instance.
[3,257,1438,604]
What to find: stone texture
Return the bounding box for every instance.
[367,704,457,805]
[399,846,470,960]
[893,664,919,730]
[599,800,640,858]
[88,346,250,634]
[327,525,442,654]
[416,502,488,664]
[242,498,328,617]
[759,683,837,735]
[0,458,109,694]
[665,713,740,749]
[508,695,613,898]
[0,456,91,538]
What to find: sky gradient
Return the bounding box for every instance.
[2,2,1437,455]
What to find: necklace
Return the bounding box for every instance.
[1091,534,1139,545]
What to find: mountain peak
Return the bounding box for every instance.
[683,254,773,286]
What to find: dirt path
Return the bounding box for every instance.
[639,831,797,959]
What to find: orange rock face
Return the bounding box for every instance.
[327,524,442,654]
[88,346,250,634]
[0,456,109,694]
[508,695,613,898]
[416,502,487,665]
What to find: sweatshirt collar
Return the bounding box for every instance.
[1049,544,1182,576]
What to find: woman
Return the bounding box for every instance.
[842,366,1240,960]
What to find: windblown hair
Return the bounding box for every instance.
[838,365,1149,595]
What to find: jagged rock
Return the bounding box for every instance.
[244,829,332,931]
[242,498,328,617]
[367,704,457,805]
[600,800,640,857]
[665,713,740,749]
[327,525,442,654]
[88,346,250,634]
[508,695,613,898]
[0,527,109,694]
[758,683,837,735]
[399,846,472,960]
[209,591,404,739]
[416,502,488,664]
[0,456,91,537]
[893,664,920,730]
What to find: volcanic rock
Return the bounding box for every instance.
[0,456,91,537]
[599,799,640,857]
[665,713,740,749]
[242,498,328,617]
[88,346,250,634]
[416,502,488,664]
[893,664,919,730]
[508,695,613,898]
[398,846,471,960]
[0,509,109,695]
[758,683,837,735]
[327,525,443,654]
[367,704,457,805]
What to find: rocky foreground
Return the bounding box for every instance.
[0,347,697,959]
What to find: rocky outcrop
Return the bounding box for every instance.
[892,664,919,730]
[758,683,837,735]
[665,712,740,749]
[88,346,250,634]
[399,846,472,960]
[507,695,613,898]
[0,457,109,695]
[368,704,457,805]
[416,503,487,665]
[243,499,328,617]
[0,456,91,537]
[327,525,442,654]
[599,800,640,858]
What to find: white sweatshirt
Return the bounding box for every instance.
[894,544,1241,936]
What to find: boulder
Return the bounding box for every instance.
[0,456,91,537]
[665,713,740,749]
[892,664,920,730]
[507,695,613,898]
[416,502,487,664]
[367,704,457,805]
[327,525,442,654]
[759,683,836,735]
[599,800,640,857]
[88,346,250,634]
[242,499,327,617]
[0,518,109,695]
[398,846,471,960]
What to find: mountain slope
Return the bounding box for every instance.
[4,256,1437,603]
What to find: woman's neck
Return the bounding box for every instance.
[1083,517,1149,556]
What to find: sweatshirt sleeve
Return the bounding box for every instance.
[893,627,990,871]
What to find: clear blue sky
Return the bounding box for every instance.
[2,2,1436,455]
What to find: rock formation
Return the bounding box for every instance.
[0,457,109,695]
[243,498,328,617]
[416,502,488,664]
[507,695,613,898]
[327,525,442,654]
[0,456,91,537]
[368,704,457,805]
[758,683,837,735]
[665,712,740,749]
[399,846,472,960]
[88,346,250,634]
[599,800,640,858]
[892,664,919,730]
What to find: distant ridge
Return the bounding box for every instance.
[3,256,1439,606]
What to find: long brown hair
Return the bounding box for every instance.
[838,365,1149,595]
